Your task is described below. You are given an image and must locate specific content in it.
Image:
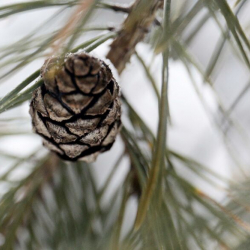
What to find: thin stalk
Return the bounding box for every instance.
[0,1,77,19]
[226,80,250,116]
[0,70,39,107]
[135,51,160,101]
[205,0,248,79]
[134,0,171,230]
[84,33,116,53]
[98,153,124,200]
[111,174,131,250]
[97,2,131,13]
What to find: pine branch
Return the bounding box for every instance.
[106,0,163,74]
[1,0,250,248]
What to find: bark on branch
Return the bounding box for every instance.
[106,0,163,74]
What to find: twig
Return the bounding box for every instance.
[97,2,132,13]
[106,0,163,74]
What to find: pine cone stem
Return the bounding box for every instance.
[106,0,163,74]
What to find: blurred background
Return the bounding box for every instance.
[1,0,250,249]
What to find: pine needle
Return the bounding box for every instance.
[134,0,171,230]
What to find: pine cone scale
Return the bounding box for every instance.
[65,117,100,137]
[44,93,73,122]
[56,70,76,93]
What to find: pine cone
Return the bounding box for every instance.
[30,52,121,162]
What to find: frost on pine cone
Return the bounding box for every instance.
[29,52,121,162]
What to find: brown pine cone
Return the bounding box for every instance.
[29,52,121,162]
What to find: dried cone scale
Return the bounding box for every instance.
[30,52,121,162]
